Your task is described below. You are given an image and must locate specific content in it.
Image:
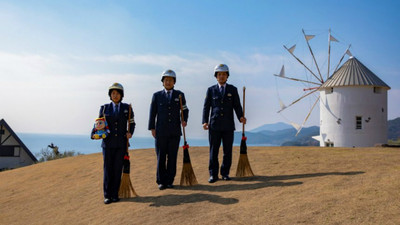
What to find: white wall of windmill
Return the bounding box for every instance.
[319,86,388,147]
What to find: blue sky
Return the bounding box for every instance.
[1,0,399,138]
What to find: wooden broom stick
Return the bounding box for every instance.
[179,95,198,186]
[119,104,137,198]
[236,87,254,177]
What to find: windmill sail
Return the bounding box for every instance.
[288,44,296,54]
[303,29,324,82]
[295,96,320,136]
[275,65,285,77]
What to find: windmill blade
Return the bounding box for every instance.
[277,89,318,113]
[302,29,324,82]
[288,44,296,54]
[327,29,340,80]
[333,44,352,74]
[273,65,285,77]
[290,122,301,131]
[295,96,320,136]
[283,45,323,83]
[274,74,322,86]
[279,99,287,111]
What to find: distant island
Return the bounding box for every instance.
[235,118,400,146]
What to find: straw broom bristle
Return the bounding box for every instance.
[236,154,254,177]
[119,173,138,198]
[180,163,198,186]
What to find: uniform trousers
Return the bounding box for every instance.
[155,136,180,185]
[208,129,234,177]
[102,147,125,199]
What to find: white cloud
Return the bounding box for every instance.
[1,51,397,139]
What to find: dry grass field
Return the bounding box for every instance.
[1,146,400,225]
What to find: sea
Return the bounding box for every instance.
[17,133,210,157]
[17,133,274,158]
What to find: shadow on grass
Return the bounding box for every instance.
[124,193,238,207]
[178,171,364,192]
[123,171,364,206]
[262,171,365,181]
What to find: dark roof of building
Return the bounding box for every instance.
[321,57,390,89]
[0,119,38,162]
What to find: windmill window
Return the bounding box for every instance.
[356,116,362,129]
[373,87,382,94]
[325,88,333,94]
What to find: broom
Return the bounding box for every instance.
[236,86,255,177]
[118,104,138,198]
[179,94,198,186]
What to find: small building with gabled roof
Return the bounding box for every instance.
[316,56,390,147]
[0,119,37,170]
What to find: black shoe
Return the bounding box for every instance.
[104,198,112,204]
[158,184,166,190]
[166,184,174,189]
[208,176,218,183]
[222,175,232,181]
[111,197,120,202]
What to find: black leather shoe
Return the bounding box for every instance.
[111,197,120,202]
[158,184,166,190]
[166,184,174,189]
[222,175,232,181]
[104,198,112,204]
[208,176,218,183]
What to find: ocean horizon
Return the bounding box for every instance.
[17,133,212,157]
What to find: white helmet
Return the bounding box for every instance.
[161,69,176,82]
[214,64,229,77]
[108,82,124,100]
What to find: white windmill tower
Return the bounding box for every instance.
[274,29,390,147]
[317,57,390,147]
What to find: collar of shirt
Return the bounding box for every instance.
[218,83,226,89]
[112,102,119,111]
[164,89,173,95]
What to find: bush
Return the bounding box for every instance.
[36,145,83,162]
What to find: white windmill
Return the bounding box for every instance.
[274,29,390,147]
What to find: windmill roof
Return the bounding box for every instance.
[320,57,390,89]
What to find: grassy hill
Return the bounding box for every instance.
[1,146,400,224]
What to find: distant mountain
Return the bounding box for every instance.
[250,122,292,132]
[235,117,400,147]
[235,126,319,146]
[388,117,400,140]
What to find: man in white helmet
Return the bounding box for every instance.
[202,64,246,183]
[148,69,189,190]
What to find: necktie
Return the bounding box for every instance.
[220,86,225,96]
[167,91,171,102]
[114,105,119,116]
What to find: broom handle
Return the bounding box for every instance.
[126,104,132,153]
[242,86,246,136]
[179,95,187,143]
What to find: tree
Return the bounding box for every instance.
[36,143,82,162]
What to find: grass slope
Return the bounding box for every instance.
[1,146,400,225]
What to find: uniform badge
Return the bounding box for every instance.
[124,109,128,113]
[174,98,179,101]
[227,93,232,97]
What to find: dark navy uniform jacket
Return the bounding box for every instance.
[202,84,243,131]
[148,89,189,137]
[93,102,135,148]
